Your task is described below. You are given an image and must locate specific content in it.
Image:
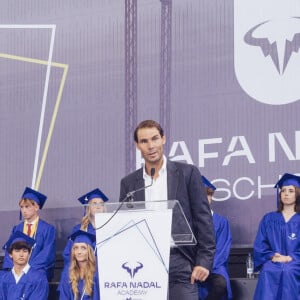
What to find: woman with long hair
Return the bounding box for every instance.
[62,188,108,265]
[59,230,99,300]
[253,173,300,300]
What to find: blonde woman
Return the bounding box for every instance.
[62,188,108,265]
[58,230,99,300]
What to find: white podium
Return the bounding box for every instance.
[94,200,195,300]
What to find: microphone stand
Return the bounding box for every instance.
[96,168,155,231]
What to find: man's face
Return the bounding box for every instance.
[9,248,30,267]
[20,200,39,222]
[136,127,165,166]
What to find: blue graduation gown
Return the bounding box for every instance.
[253,212,300,300]
[58,264,100,300]
[199,212,232,300]
[0,268,49,300]
[62,223,96,266]
[2,219,56,280]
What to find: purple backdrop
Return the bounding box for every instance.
[0,0,299,253]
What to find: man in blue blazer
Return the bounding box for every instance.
[119,120,215,300]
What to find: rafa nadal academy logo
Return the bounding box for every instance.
[234,1,300,105]
[122,261,144,279]
[244,19,300,75]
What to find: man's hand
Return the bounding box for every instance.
[190,266,209,284]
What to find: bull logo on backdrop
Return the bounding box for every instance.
[234,0,300,105]
[122,261,143,279]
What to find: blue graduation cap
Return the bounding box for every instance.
[274,173,300,207]
[202,175,216,191]
[78,188,109,205]
[78,188,109,215]
[22,187,47,209]
[274,173,300,189]
[69,230,96,248]
[3,231,36,251]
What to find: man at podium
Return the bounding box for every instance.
[119,120,215,300]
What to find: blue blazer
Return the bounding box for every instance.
[119,160,215,270]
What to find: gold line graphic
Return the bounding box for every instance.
[0,52,69,190]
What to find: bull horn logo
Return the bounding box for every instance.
[122,261,143,279]
[244,18,300,75]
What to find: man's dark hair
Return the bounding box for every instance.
[134,120,164,143]
[9,241,32,254]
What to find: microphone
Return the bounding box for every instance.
[126,167,155,208]
[96,167,155,232]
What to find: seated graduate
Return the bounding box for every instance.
[58,230,99,300]
[253,173,300,300]
[62,188,109,266]
[198,176,232,300]
[2,187,56,281]
[0,231,49,300]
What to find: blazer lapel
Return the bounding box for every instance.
[167,161,179,200]
[134,168,145,202]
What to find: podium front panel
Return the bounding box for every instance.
[95,209,172,300]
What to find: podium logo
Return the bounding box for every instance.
[234,1,300,105]
[122,261,143,279]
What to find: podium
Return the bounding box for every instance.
[94,200,195,300]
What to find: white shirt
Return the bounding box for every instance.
[12,263,30,283]
[144,155,168,210]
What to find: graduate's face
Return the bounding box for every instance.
[9,248,30,267]
[280,185,296,206]
[206,188,214,205]
[207,194,212,205]
[73,242,89,263]
[19,200,39,222]
[89,198,105,217]
[135,127,165,167]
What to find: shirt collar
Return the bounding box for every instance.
[25,217,39,225]
[22,263,30,274]
[143,155,167,179]
[12,263,30,276]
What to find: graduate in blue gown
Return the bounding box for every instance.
[0,231,49,300]
[253,173,300,300]
[58,230,100,300]
[2,187,56,281]
[198,176,232,300]
[62,188,108,266]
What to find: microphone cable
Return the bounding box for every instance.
[95,167,155,231]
